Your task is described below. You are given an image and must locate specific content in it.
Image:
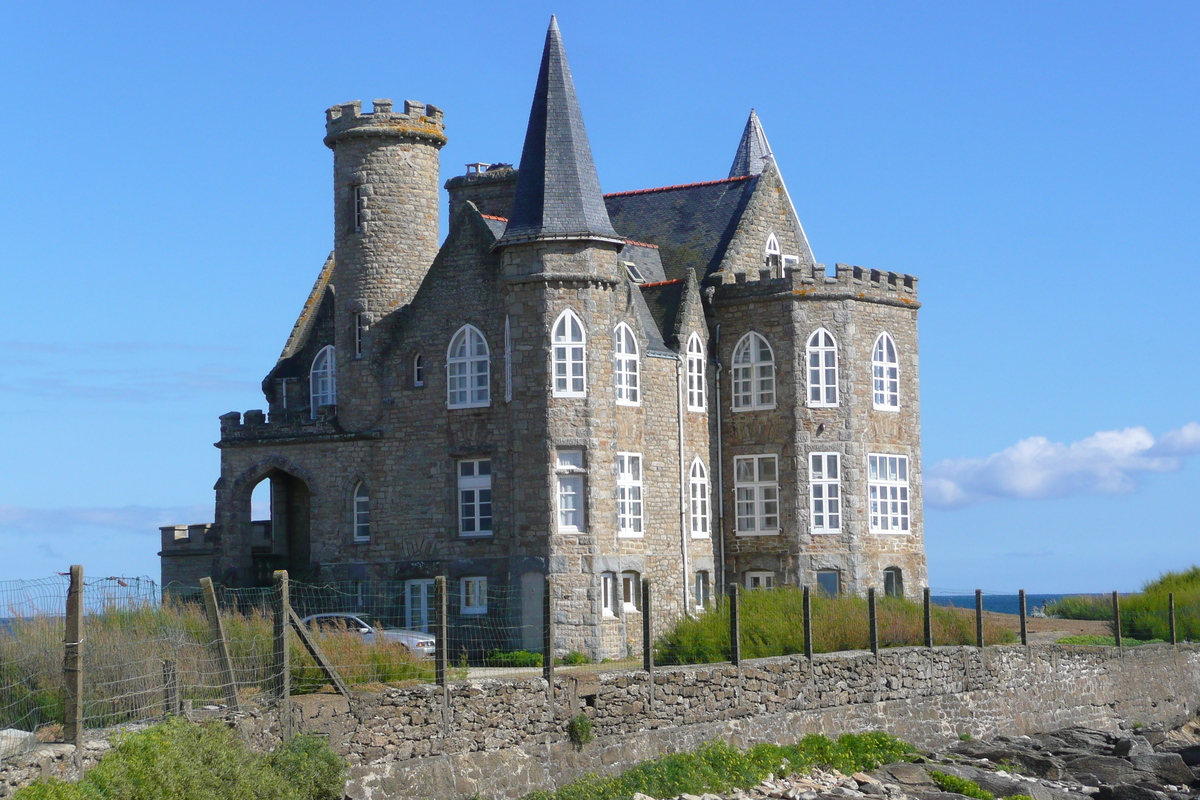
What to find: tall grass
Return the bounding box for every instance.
[656,588,1016,665]
[0,599,433,731]
[1041,595,1113,620]
[1044,567,1200,641]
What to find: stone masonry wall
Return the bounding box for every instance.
[7,644,1197,799]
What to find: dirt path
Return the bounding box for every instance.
[983,610,1112,644]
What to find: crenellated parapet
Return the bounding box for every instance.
[323,98,446,147]
[711,262,919,308]
[217,409,379,448]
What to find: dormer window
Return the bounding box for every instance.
[764,232,782,273]
[623,261,645,283]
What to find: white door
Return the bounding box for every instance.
[406,579,435,632]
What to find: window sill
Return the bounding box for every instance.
[352,538,370,544]
[462,608,488,615]
[731,405,776,413]
[687,406,707,414]
[617,532,644,538]
[869,530,911,535]
[459,532,494,539]
[810,530,841,535]
[807,402,839,409]
[872,405,901,413]
[622,606,640,614]
[690,533,711,539]
[552,390,588,399]
[735,530,780,537]
[616,399,640,407]
[448,402,491,410]
[558,527,584,534]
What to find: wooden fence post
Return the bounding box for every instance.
[1112,591,1122,649]
[1169,592,1177,646]
[435,576,448,689]
[286,608,349,697]
[63,565,84,746]
[642,579,654,712]
[974,589,984,649]
[728,584,740,666]
[1018,589,1028,646]
[803,586,813,660]
[542,574,555,685]
[868,588,878,656]
[272,570,292,739]
[923,587,933,648]
[200,577,242,711]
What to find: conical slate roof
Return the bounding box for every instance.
[498,17,621,246]
[728,109,772,178]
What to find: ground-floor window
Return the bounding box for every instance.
[884,567,903,598]
[745,571,774,590]
[816,570,841,597]
[621,571,641,612]
[405,579,434,632]
[694,571,711,610]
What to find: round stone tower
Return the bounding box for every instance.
[323,98,446,354]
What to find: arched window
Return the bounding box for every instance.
[872,332,900,410]
[353,482,370,542]
[884,567,904,598]
[686,333,706,412]
[447,325,490,408]
[614,323,639,405]
[413,352,425,388]
[806,328,839,407]
[552,309,586,397]
[689,459,710,538]
[731,332,775,411]
[764,232,782,273]
[309,345,337,418]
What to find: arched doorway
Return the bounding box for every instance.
[247,469,312,586]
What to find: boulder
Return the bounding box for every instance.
[872,763,934,787]
[1062,756,1155,788]
[1170,745,1200,767]
[1113,738,1155,758]
[1092,785,1164,800]
[1129,754,1194,787]
[0,728,36,759]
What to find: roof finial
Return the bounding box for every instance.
[498,17,621,246]
[728,109,773,178]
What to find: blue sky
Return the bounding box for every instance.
[1,1,1197,592]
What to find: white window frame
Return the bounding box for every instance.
[806,328,839,407]
[353,481,370,543]
[868,453,910,534]
[413,352,425,388]
[809,452,841,534]
[621,571,641,612]
[552,309,587,398]
[734,454,779,535]
[872,332,900,411]
[731,332,775,411]
[447,324,490,408]
[556,450,585,532]
[405,579,434,632]
[354,313,367,359]
[686,333,706,412]
[694,571,710,611]
[461,576,487,615]
[614,323,640,405]
[616,452,644,537]
[689,458,710,538]
[309,345,337,418]
[745,571,774,590]
[601,572,617,617]
[504,314,512,403]
[458,458,493,537]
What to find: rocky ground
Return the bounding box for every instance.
[631,723,1200,800]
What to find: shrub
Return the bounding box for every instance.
[930,771,994,800]
[521,732,913,800]
[14,717,345,800]
[1042,595,1112,620]
[556,651,590,666]
[655,589,1016,665]
[567,714,593,750]
[484,649,543,668]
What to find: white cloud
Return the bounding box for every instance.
[927,424,1200,508]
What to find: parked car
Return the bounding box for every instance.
[299,613,435,657]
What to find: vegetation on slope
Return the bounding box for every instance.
[1044,566,1200,641]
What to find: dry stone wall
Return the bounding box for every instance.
[6,643,1198,800]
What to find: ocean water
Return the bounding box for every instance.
[930,594,1073,615]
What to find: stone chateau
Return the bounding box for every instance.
[160,17,927,658]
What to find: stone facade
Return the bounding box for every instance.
[160,18,927,658]
[6,643,1197,799]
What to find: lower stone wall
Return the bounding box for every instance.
[4,644,1198,800]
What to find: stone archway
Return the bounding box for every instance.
[233,462,315,586]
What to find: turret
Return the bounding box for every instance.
[324,98,446,356]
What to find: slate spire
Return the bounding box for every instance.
[728,109,773,178]
[498,16,621,246]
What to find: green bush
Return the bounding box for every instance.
[930,771,994,800]
[556,651,591,666]
[521,732,913,800]
[484,649,543,668]
[14,718,345,800]
[1055,635,1166,646]
[567,714,594,750]
[1042,595,1112,620]
[655,588,1016,666]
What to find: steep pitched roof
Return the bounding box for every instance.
[728,109,772,178]
[497,17,620,247]
[604,176,757,281]
[278,252,335,361]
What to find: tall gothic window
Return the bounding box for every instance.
[731,332,775,411]
[614,323,640,405]
[309,345,337,417]
[552,309,587,397]
[689,458,710,538]
[352,482,370,542]
[872,332,900,410]
[764,232,782,274]
[686,333,706,412]
[806,328,839,407]
[447,325,490,408]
